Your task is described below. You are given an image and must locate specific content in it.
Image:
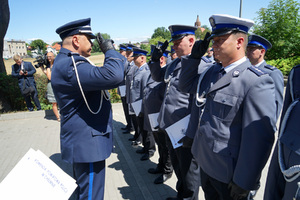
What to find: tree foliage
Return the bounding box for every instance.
[92,32,110,53]
[253,0,300,60]
[51,41,61,46]
[151,27,171,41]
[30,39,47,52]
[195,26,211,40]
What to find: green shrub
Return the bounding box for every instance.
[0,73,26,111]
[0,73,51,113]
[34,73,49,106]
[109,88,121,103]
[267,56,300,76]
[1,71,122,113]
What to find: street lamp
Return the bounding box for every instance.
[239,0,243,17]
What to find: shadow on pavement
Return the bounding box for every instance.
[110,120,177,200]
[43,110,58,121]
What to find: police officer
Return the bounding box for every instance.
[122,44,137,134]
[180,14,277,199]
[129,47,156,160]
[149,25,201,200]
[51,18,125,200]
[246,34,284,199]
[170,45,178,61]
[118,44,133,132]
[156,41,172,64]
[144,42,173,184]
[247,34,284,119]
[205,47,214,62]
[264,64,300,200]
[124,44,139,136]
[178,56,213,147]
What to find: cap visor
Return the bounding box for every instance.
[169,35,186,42]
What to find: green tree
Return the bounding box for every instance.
[51,41,61,46]
[151,27,171,40]
[195,25,211,40]
[140,36,170,55]
[253,0,300,59]
[30,39,47,53]
[92,33,110,53]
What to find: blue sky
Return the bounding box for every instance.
[5,0,274,46]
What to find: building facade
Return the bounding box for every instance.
[3,40,27,59]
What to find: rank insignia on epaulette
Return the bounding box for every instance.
[249,66,266,76]
[265,65,276,70]
[202,56,212,63]
[68,52,79,57]
[75,61,85,65]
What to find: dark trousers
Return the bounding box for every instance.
[153,130,173,174]
[200,168,248,200]
[137,115,156,153]
[73,160,106,200]
[165,130,200,199]
[24,87,41,110]
[130,114,139,141]
[121,96,132,129]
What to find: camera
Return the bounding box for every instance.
[21,69,27,74]
[33,54,48,68]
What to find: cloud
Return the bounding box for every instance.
[112,35,150,46]
[27,38,42,41]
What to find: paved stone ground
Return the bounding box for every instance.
[0,103,276,199]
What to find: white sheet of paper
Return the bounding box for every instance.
[0,148,77,200]
[165,114,191,149]
[148,112,159,131]
[119,85,126,97]
[131,99,142,116]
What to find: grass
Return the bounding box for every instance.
[4,54,105,75]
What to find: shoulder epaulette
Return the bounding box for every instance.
[68,52,80,57]
[75,60,86,65]
[248,66,267,76]
[264,64,276,70]
[201,56,212,63]
[68,52,89,66]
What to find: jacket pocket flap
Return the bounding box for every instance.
[213,140,239,157]
[91,126,112,136]
[213,92,238,106]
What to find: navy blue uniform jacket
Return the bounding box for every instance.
[11,61,37,92]
[149,58,191,130]
[51,48,125,163]
[143,73,166,132]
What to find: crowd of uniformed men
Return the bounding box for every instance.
[51,13,300,200]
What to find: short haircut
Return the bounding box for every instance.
[13,54,21,62]
[232,31,248,49]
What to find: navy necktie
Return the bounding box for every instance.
[218,67,226,80]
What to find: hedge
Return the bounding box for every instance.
[267,56,300,76]
[0,73,121,113]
